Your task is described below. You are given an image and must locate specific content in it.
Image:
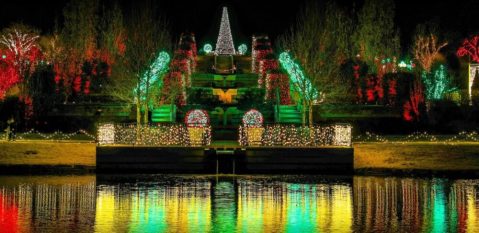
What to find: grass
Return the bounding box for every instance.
[354,142,479,171]
[0,140,96,166]
[1,138,479,173]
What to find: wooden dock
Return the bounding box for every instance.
[96,141,353,174]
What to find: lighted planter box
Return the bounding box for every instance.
[246,127,264,146]
[188,127,207,146]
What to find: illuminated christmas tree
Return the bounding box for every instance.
[215,7,235,55]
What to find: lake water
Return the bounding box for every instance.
[0,175,478,233]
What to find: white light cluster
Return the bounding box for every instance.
[238,44,247,55]
[239,124,352,147]
[0,29,39,59]
[215,7,235,55]
[468,63,479,105]
[98,123,115,144]
[332,124,352,147]
[97,123,211,146]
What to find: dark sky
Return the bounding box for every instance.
[1,0,479,50]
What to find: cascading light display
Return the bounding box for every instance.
[215,7,235,55]
[278,52,318,100]
[135,51,170,99]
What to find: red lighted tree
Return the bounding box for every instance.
[0,24,42,93]
[0,24,42,121]
[457,35,479,62]
[0,50,20,99]
[403,78,424,122]
[56,0,98,101]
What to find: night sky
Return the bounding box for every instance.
[1,0,479,50]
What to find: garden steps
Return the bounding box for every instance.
[151,105,176,123]
[276,105,302,124]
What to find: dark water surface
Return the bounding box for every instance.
[0,175,478,233]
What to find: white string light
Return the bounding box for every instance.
[215,7,235,55]
[97,123,211,146]
[354,131,479,144]
[239,124,352,147]
[8,129,96,141]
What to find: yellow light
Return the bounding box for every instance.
[239,124,352,147]
[97,123,211,146]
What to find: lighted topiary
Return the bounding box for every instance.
[242,109,263,127]
[185,109,209,127]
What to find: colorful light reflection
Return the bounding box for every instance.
[0,176,478,232]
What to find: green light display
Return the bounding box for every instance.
[278,52,318,100]
[238,44,247,55]
[204,44,213,54]
[136,51,170,99]
[422,64,451,100]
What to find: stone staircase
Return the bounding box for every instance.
[151,105,176,123]
[275,105,302,124]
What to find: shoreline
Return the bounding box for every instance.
[0,140,478,176]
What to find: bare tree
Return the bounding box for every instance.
[0,23,42,104]
[58,0,99,102]
[413,23,447,73]
[278,1,352,126]
[107,0,171,127]
[354,0,400,71]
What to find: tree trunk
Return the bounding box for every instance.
[143,103,149,124]
[302,99,307,127]
[144,76,150,124]
[308,102,313,127]
[135,98,141,143]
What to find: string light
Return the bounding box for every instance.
[97,123,211,146]
[354,131,479,145]
[457,35,479,63]
[422,65,451,100]
[398,60,415,71]
[278,52,318,100]
[185,109,211,146]
[242,109,263,126]
[10,129,96,141]
[215,7,235,55]
[239,124,352,147]
[185,109,209,127]
[468,63,479,104]
[136,51,170,99]
[98,123,115,144]
[265,73,291,104]
[161,34,197,105]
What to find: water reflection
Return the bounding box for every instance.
[0,176,96,233]
[0,175,478,232]
[354,177,479,233]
